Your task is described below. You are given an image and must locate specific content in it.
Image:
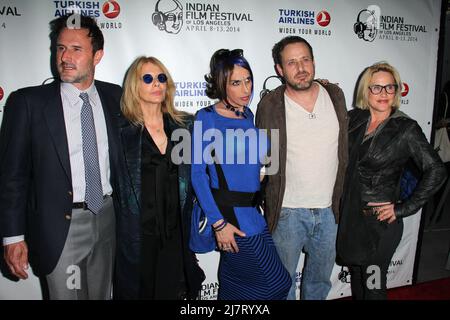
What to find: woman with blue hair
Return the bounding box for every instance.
[191,49,291,299]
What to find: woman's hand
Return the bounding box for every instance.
[213,220,246,253]
[368,202,397,224]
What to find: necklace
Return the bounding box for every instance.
[224,103,247,118]
[145,122,163,133]
[155,135,167,148]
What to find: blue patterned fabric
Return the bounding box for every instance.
[218,227,291,300]
[400,169,418,200]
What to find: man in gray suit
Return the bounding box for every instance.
[0,14,122,299]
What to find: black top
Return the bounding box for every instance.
[139,122,186,299]
[358,136,372,204]
[140,126,180,243]
[358,136,372,164]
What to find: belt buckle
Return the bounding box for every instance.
[362,206,379,216]
[73,201,88,210]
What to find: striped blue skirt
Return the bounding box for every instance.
[218,227,291,300]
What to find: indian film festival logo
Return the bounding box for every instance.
[1,3,22,29]
[200,281,219,300]
[152,1,253,34]
[353,6,379,42]
[338,266,351,284]
[0,4,21,17]
[278,8,332,36]
[354,5,427,42]
[152,0,183,34]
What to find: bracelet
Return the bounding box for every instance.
[214,222,227,232]
[213,220,227,232]
[213,219,226,230]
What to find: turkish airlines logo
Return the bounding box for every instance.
[401,82,409,97]
[102,1,120,19]
[0,86,4,102]
[316,10,331,27]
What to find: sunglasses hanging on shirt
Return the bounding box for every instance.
[142,73,168,84]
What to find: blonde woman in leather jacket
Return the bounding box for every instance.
[336,62,446,300]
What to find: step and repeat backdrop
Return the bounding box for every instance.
[0,0,442,299]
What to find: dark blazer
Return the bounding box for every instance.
[0,80,123,276]
[114,113,205,300]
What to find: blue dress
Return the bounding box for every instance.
[191,105,291,300]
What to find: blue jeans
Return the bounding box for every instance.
[272,207,337,300]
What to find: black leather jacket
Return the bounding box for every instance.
[348,109,447,218]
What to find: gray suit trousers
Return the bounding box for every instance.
[45,196,116,300]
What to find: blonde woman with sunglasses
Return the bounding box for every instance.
[115,56,205,300]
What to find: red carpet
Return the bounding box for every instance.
[387,277,450,300]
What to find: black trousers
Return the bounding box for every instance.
[139,230,186,300]
[349,216,403,300]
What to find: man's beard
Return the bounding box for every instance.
[286,72,314,91]
[58,63,91,84]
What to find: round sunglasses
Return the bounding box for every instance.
[142,73,168,84]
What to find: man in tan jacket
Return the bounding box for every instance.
[256,36,348,300]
